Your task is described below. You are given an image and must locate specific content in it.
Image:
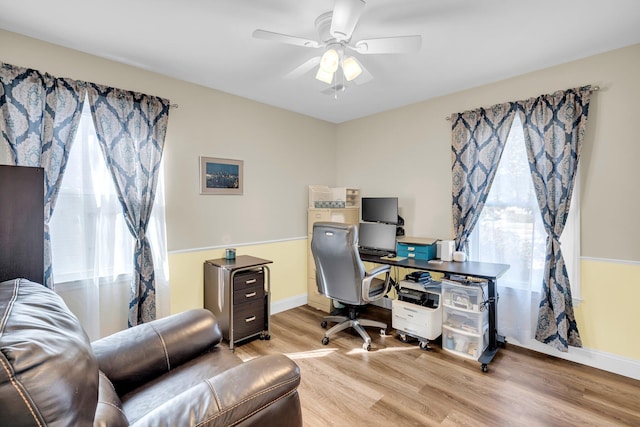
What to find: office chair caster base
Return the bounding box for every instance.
[321,320,328,329]
[322,337,330,345]
[380,328,387,336]
[363,342,371,351]
[399,334,409,343]
[481,364,488,373]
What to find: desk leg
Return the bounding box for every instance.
[478,278,505,372]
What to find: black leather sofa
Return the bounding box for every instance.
[0,278,302,426]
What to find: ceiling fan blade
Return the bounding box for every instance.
[353,35,422,54]
[330,0,366,41]
[284,57,321,79]
[252,29,322,48]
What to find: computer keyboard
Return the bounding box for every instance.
[359,248,395,257]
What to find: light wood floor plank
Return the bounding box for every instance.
[233,305,640,426]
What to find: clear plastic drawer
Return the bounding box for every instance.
[442,325,488,360]
[442,305,487,335]
[441,280,487,312]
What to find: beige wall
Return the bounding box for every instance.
[2,29,638,368]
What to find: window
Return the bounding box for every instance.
[468,114,580,298]
[50,102,133,284]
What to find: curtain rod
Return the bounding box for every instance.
[445,85,599,120]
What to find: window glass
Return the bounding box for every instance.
[50,103,133,283]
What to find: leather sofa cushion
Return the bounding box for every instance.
[0,278,99,426]
[121,347,243,424]
[127,354,301,427]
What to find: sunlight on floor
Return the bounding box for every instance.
[238,342,419,361]
[284,347,339,360]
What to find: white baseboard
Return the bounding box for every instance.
[271,293,308,315]
[508,338,640,381]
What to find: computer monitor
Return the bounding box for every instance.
[361,197,398,224]
[358,222,397,253]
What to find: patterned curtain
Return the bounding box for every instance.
[87,83,170,327]
[517,86,592,352]
[0,62,86,289]
[450,103,517,252]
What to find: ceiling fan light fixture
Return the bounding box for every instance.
[315,67,334,84]
[342,56,362,81]
[319,48,340,73]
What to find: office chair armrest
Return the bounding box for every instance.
[362,264,391,302]
[366,264,391,278]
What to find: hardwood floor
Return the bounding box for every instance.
[233,304,640,427]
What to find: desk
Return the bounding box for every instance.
[204,255,272,351]
[360,254,509,372]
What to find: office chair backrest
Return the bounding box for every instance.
[311,222,366,306]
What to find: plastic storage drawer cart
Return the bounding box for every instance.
[441,279,489,360]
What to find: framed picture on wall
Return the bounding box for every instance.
[200,156,243,195]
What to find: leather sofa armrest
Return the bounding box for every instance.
[92,309,222,394]
[130,354,302,427]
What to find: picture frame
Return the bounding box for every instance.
[200,156,243,195]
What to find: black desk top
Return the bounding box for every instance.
[205,255,273,270]
[360,254,509,280]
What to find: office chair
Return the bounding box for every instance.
[311,222,392,351]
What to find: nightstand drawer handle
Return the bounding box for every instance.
[245,316,256,323]
[245,292,257,298]
[245,279,257,284]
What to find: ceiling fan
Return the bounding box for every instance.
[252,0,422,89]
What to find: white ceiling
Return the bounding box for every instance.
[1,0,640,123]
